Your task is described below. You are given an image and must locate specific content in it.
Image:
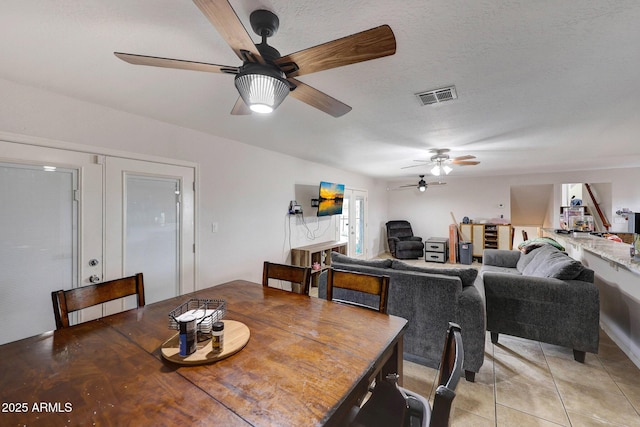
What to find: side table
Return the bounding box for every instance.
[425,237,449,263]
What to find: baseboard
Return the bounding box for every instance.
[600,319,640,370]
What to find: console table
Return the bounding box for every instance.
[291,240,348,286]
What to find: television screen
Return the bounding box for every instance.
[317,181,345,217]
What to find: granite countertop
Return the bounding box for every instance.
[542,229,640,276]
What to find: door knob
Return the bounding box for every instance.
[89,275,100,283]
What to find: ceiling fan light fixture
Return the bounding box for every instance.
[234,64,290,114]
[431,159,452,176]
[418,176,427,191]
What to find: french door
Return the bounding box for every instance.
[0,140,195,344]
[340,188,367,259]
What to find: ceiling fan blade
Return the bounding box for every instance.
[428,181,447,186]
[401,163,428,169]
[452,160,480,165]
[452,155,476,161]
[231,97,252,115]
[274,25,396,78]
[114,52,239,74]
[192,0,264,64]
[288,79,352,117]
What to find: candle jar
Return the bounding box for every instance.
[211,321,224,353]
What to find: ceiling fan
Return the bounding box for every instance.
[114,0,396,117]
[402,148,480,175]
[390,175,447,192]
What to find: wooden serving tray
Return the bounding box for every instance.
[161,320,250,365]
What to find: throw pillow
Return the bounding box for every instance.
[330,252,393,268]
[527,250,585,280]
[517,237,565,253]
[520,244,561,276]
[391,260,478,287]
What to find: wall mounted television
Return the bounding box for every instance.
[317,181,345,217]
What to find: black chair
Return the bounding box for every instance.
[52,273,145,329]
[262,262,312,295]
[386,220,424,259]
[351,322,464,427]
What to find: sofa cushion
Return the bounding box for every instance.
[520,246,585,280]
[330,252,393,268]
[391,260,478,287]
[482,265,521,275]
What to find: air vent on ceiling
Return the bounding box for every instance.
[416,86,458,106]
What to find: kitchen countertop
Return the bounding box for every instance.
[542,229,640,276]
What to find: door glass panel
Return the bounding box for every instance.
[0,163,77,344]
[125,175,180,304]
[354,195,365,256]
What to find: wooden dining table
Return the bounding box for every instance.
[0,280,407,426]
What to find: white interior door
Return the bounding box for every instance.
[0,141,102,344]
[0,140,195,343]
[105,157,195,308]
[340,188,368,259]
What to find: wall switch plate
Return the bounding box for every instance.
[212,222,218,233]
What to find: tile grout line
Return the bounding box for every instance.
[539,342,573,426]
[599,354,640,419]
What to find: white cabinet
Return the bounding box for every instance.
[460,223,512,259]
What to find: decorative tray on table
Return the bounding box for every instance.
[161,298,250,366]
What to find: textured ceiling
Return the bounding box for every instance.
[1,0,640,180]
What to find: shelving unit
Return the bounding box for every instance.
[291,240,348,286]
[460,223,512,259]
[484,225,499,249]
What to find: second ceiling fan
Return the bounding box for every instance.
[393,175,446,192]
[114,0,396,117]
[402,148,480,175]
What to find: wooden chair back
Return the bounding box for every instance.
[430,322,464,427]
[326,268,390,314]
[349,322,464,427]
[262,262,312,295]
[52,273,145,329]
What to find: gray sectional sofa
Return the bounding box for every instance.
[317,253,486,381]
[481,244,599,362]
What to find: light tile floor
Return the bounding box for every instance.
[398,257,640,426]
[404,330,640,426]
[315,256,640,426]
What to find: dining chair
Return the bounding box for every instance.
[326,268,390,314]
[350,322,464,427]
[51,273,145,329]
[262,262,312,295]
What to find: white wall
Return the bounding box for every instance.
[3,76,638,283]
[387,168,640,245]
[0,78,388,288]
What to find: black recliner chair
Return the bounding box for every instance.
[386,220,424,259]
